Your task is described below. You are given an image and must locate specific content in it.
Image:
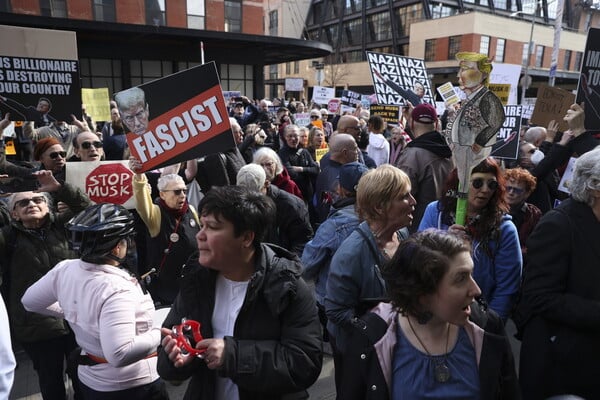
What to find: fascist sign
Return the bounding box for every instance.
[367,51,434,106]
[575,27,600,130]
[115,62,235,173]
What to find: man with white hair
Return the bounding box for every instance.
[237,164,313,256]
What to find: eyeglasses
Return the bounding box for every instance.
[80,141,103,150]
[310,115,319,119]
[163,189,187,195]
[49,151,67,159]
[506,185,525,195]
[471,178,499,191]
[14,196,46,209]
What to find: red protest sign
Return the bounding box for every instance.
[85,163,133,205]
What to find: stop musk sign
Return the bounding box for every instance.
[85,163,133,205]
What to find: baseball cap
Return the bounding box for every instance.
[234,102,244,108]
[411,104,437,124]
[339,162,369,193]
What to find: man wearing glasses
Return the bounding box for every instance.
[73,131,104,162]
[115,87,150,136]
[131,169,200,305]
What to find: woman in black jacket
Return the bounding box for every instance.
[157,186,322,400]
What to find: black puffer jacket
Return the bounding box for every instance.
[157,243,323,400]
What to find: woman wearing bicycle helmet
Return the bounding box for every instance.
[22,203,169,400]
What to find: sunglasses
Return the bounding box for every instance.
[164,189,187,195]
[310,115,319,119]
[14,195,46,209]
[81,140,103,150]
[49,151,67,159]
[506,185,525,195]
[471,178,499,191]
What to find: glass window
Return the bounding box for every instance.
[522,43,530,66]
[396,4,423,37]
[269,10,278,36]
[343,0,361,16]
[187,0,205,29]
[342,19,362,47]
[495,0,508,10]
[312,3,322,24]
[563,49,572,70]
[480,36,490,56]
[341,50,363,63]
[40,0,67,17]
[324,24,339,46]
[145,0,165,26]
[225,0,242,33]
[221,63,254,98]
[370,0,386,7]
[0,0,10,12]
[286,62,291,74]
[495,38,506,62]
[93,0,115,22]
[80,58,122,96]
[448,36,462,60]
[294,61,300,74]
[535,45,544,67]
[367,12,391,41]
[269,64,278,80]
[130,59,173,84]
[574,52,582,71]
[425,39,436,62]
[430,4,458,18]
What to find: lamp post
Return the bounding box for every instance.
[312,61,325,86]
[512,3,539,105]
[549,0,564,86]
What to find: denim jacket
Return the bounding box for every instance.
[301,202,359,304]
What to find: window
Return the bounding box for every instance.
[495,38,506,62]
[341,50,363,63]
[187,0,205,29]
[448,36,461,60]
[40,0,67,17]
[130,60,173,86]
[396,4,423,37]
[326,0,340,18]
[225,0,242,33]
[430,4,458,18]
[522,43,530,66]
[0,0,10,12]
[145,0,165,26]
[220,64,254,99]
[80,58,122,95]
[563,49,572,70]
[341,19,362,47]
[294,61,300,74]
[286,62,291,74]
[269,64,278,80]
[535,45,544,67]
[495,0,508,10]
[269,10,278,36]
[480,36,490,56]
[574,52,582,71]
[323,25,339,46]
[343,0,361,15]
[425,39,436,62]
[367,12,391,41]
[93,0,115,22]
[370,0,386,7]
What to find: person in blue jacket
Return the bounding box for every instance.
[418,157,522,321]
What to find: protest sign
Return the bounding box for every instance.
[82,88,110,122]
[575,27,600,130]
[285,78,304,92]
[490,63,521,106]
[0,25,81,123]
[369,104,400,124]
[327,98,340,114]
[558,156,576,194]
[294,112,310,127]
[437,82,460,106]
[488,84,511,106]
[315,147,328,162]
[530,85,575,132]
[66,161,135,209]
[521,97,536,120]
[341,90,362,109]
[116,62,235,173]
[490,105,521,160]
[222,91,241,104]
[312,86,335,105]
[366,51,434,106]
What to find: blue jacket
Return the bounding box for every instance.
[418,201,522,320]
[301,201,359,304]
[325,221,387,352]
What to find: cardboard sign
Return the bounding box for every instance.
[116,62,235,173]
[490,63,521,106]
[490,105,521,160]
[285,78,304,92]
[315,147,328,162]
[0,25,81,124]
[575,27,600,130]
[437,82,460,106]
[66,161,135,209]
[366,51,434,106]
[530,85,575,132]
[82,88,110,122]
[488,84,511,106]
[370,104,400,124]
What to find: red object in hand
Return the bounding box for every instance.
[171,319,206,357]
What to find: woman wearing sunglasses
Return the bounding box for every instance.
[130,164,200,306]
[33,137,67,182]
[418,157,522,322]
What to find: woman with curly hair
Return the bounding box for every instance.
[339,229,520,399]
[418,157,522,321]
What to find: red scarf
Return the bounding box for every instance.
[159,199,189,218]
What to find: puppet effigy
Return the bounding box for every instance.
[445,52,505,225]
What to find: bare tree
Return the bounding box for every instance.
[323,63,351,88]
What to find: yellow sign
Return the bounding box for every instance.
[315,147,328,163]
[488,84,511,106]
[81,88,111,122]
[5,139,16,155]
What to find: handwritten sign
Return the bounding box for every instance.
[530,85,575,132]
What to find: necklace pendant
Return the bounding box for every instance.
[434,363,451,383]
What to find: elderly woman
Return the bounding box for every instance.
[22,204,169,399]
[325,164,415,390]
[157,185,322,399]
[340,229,520,399]
[130,160,200,306]
[253,146,303,199]
[503,167,541,262]
[516,147,600,399]
[34,137,67,182]
[388,124,408,167]
[418,158,522,322]
[278,124,320,202]
[0,170,91,400]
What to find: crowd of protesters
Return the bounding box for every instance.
[0,89,598,400]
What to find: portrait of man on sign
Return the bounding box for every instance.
[114,87,149,136]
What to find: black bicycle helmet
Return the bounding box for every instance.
[66,203,135,263]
